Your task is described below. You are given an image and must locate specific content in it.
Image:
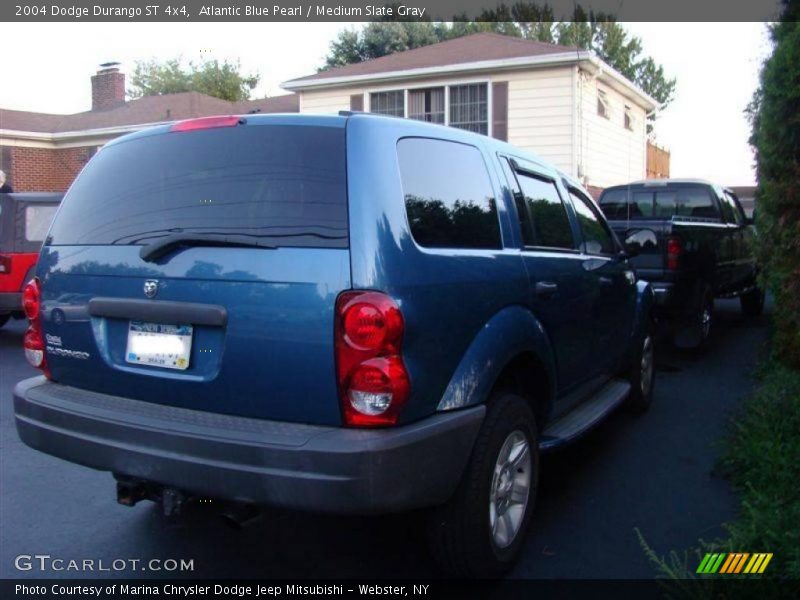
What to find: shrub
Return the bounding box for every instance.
[748,2,800,368]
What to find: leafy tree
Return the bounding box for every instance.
[748,1,800,368]
[321,4,676,123]
[129,58,259,102]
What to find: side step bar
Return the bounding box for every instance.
[539,379,631,452]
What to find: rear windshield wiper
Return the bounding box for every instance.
[139,233,278,263]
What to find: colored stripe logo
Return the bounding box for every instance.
[697,552,773,574]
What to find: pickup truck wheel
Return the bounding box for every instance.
[676,286,714,354]
[427,393,538,578]
[740,286,765,317]
[626,326,656,413]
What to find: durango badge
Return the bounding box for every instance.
[143,280,159,299]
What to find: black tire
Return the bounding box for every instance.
[427,393,539,578]
[0,314,9,329]
[626,320,656,413]
[675,284,714,351]
[740,286,765,317]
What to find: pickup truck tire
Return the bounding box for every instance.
[676,284,714,351]
[427,392,538,578]
[625,322,656,413]
[740,286,765,317]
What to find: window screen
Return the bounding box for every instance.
[370,91,404,117]
[397,138,500,249]
[515,173,574,250]
[408,88,445,124]
[449,84,488,135]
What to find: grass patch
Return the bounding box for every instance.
[638,364,800,583]
[717,364,800,577]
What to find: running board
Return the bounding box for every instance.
[539,379,631,452]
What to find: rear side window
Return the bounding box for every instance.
[515,173,574,250]
[569,190,616,255]
[25,205,58,242]
[674,186,717,218]
[723,192,744,225]
[47,125,348,248]
[397,138,501,249]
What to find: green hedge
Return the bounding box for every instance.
[749,2,800,368]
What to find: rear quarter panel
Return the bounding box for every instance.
[345,117,539,423]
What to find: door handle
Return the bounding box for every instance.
[535,281,558,297]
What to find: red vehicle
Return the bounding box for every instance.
[0,193,62,328]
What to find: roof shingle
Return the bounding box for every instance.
[286,32,579,84]
[0,92,299,134]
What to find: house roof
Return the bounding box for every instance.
[285,33,579,87]
[0,92,299,135]
[282,32,659,111]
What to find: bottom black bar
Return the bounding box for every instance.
[2,579,797,600]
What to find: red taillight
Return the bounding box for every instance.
[335,291,410,427]
[0,254,11,274]
[666,236,683,270]
[22,278,40,319]
[170,115,242,132]
[22,278,50,377]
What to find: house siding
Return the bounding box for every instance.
[299,89,353,114]
[297,67,578,175]
[577,73,647,189]
[505,67,575,175]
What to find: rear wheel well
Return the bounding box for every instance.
[492,353,551,430]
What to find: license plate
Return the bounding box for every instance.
[125,321,193,370]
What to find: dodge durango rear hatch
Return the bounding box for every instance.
[33,116,351,425]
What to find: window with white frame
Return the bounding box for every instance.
[449,84,488,134]
[408,87,445,124]
[597,89,609,119]
[367,83,490,135]
[369,90,404,117]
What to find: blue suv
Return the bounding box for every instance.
[14,113,654,577]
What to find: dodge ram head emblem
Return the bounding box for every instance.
[143,280,159,298]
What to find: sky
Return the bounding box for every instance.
[0,22,772,185]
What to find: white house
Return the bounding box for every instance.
[282,33,659,195]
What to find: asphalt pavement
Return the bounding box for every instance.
[0,298,771,579]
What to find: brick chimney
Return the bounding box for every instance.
[91,62,125,111]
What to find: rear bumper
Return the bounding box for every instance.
[0,292,22,313]
[14,377,484,514]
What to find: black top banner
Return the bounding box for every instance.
[0,0,786,22]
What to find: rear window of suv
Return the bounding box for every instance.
[47,124,348,248]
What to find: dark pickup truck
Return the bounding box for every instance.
[598,179,762,349]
